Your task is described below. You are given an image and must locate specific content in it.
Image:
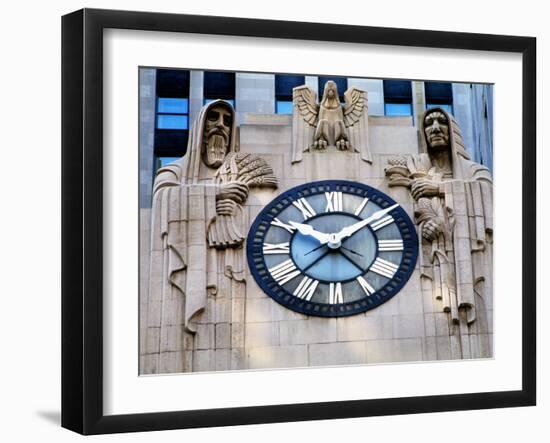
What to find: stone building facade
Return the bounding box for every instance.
[139,69,493,374]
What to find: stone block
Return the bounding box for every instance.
[160,325,184,352]
[336,315,392,342]
[245,322,279,348]
[422,336,437,361]
[195,323,215,350]
[215,323,231,349]
[435,336,452,360]
[424,313,436,337]
[247,345,308,369]
[392,314,425,339]
[434,313,450,336]
[309,341,367,366]
[279,318,337,346]
[193,350,215,372]
[140,353,158,375]
[231,347,246,370]
[215,349,231,371]
[144,327,160,354]
[231,322,245,348]
[366,338,423,363]
[397,287,423,315]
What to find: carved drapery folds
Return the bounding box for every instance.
[385,107,493,359]
[291,81,372,163]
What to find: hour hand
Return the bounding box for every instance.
[289,221,330,244]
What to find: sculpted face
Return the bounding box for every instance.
[203,104,232,168]
[325,81,337,99]
[424,111,450,150]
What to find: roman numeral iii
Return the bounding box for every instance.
[369,257,399,279]
[378,239,404,251]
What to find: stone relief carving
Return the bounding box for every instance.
[145,100,278,373]
[208,152,277,248]
[385,107,493,359]
[291,81,372,163]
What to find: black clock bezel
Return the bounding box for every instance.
[246,179,419,317]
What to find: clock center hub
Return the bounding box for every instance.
[327,234,341,249]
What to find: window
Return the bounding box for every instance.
[275,74,305,114]
[318,77,347,101]
[203,71,236,105]
[383,80,413,116]
[154,69,190,157]
[425,82,453,114]
[156,98,189,129]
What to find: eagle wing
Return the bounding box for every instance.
[343,87,366,128]
[293,85,319,126]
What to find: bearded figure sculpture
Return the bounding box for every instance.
[385,107,493,359]
[291,80,372,163]
[143,100,277,374]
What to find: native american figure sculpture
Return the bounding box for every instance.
[143,100,277,373]
[291,80,372,163]
[385,107,493,359]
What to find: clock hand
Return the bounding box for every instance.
[333,203,399,242]
[340,245,364,257]
[304,243,328,256]
[288,221,330,244]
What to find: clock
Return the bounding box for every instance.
[246,180,418,317]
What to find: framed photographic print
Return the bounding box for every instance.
[61,8,536,435]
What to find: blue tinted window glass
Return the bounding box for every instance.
[159,157,180,167]
[157,115,189,129]
[385,103,412,116]
[276,101,293,114]
[158,98,188,113]
[427,103,453,114]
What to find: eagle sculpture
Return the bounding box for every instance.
[291,80,372,163]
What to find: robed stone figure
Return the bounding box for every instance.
[143,100,277,374]
[386,107,493,359]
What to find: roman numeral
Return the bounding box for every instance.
[378,239,404,251]
[292,198,316,219]
[370,215,394,231]
[293,276,319,301]
[356,275,375,296]
[268,259,301,285]
[369,257,399,279]
[325,191,343,212]
[270,217,296,234]
[262,242,290,254]
[328,282,343,304]
[354,197,369,216]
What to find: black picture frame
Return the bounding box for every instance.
[61,8,536,435]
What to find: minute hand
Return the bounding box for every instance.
[334,204,399,241]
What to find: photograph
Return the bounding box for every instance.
[138,69,494,375]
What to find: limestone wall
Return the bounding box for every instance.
[139,113,493,374]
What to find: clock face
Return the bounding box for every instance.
[246,180,418,317]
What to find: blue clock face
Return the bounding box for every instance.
[246,180,418,317]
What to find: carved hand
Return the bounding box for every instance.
[422,218,442,242]
[289,221,330,244]
[216,181,249,204]
[411,178,440,201]
[333,204,399,242]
